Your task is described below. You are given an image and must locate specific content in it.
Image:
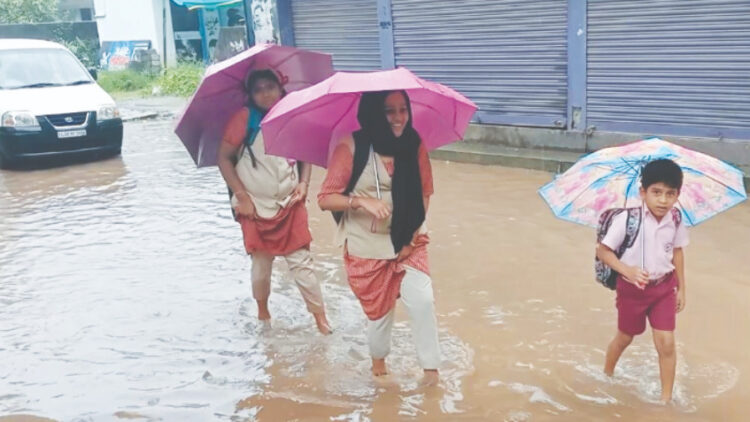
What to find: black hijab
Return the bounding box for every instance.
[356,91,425,254]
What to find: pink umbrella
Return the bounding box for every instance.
[260,67,478,168]
[174,43,334,167]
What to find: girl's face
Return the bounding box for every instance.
[251,78,282,111]
[384,92,409,137]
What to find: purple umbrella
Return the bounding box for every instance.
[174,43,334,167]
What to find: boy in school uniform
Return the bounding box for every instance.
[596,158,688,403]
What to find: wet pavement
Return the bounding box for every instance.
[1,108,749,421]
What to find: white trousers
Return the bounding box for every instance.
[367,267,441,370]
[251,248,325,314]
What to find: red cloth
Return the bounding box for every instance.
[616,272,678,336]
[238,200,312,256]
[223,108,310,256]
[344,235,430,320]
[222,108,250,147]
[319,142,433,320]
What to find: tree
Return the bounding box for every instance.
[0,0,60,24]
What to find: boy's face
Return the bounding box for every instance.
[639,182,680,219]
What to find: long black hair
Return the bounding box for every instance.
[356,90,425,254]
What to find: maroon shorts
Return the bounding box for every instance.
[616,272,678,336]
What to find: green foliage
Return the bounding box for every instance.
[155,62,205,97]
[0,0,60,24]
[98,70,155,95]
[98,62,205,98]
[59,36,99,68]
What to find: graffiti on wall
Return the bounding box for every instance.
[100,40,151,70]
[251,0,278,44]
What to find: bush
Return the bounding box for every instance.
[155,62,204,97]
[98,70,155,94]
[0,0,59,24]
[59,37,99,69]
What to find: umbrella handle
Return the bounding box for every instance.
[370,146,382,233]
[641,202,645,271]
[372,146,382,200]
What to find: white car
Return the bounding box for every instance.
[0,39,123,168]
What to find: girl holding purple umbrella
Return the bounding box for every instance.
[217,69,331,334]
[318,91,441,386]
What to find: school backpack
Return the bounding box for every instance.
[594,206,682,290]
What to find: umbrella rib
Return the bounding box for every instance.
[268,94,351,125]
[676,198,695,226]
[558,171,636,214]
[410,99,463,139]
[269,94,359,143]
[269,50,299,69]
[329,95,359,138]
[679,164,748,199]
[194,84,244,101]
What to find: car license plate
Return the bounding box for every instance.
[57,129,87,139]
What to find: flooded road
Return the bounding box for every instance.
[1,115,749,421]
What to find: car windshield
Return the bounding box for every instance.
[0,48,93,90]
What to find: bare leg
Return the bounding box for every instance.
[420,369,439,387]
[312,312,332,335]
[652,329,676,402]
[604,330,633,376]
[256,300,271,321]
[372,358,388,376]
[251,252,274,321]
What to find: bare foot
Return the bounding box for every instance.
[371,358,388,376]
[257,300,271,321]
[659,395,673,405]
[313,312,332,335]
[419,369,439,387]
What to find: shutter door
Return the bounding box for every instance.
[291,0,381,71]
[587,0,750,139]
[391,0,569,127]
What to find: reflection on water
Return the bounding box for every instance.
[1,117,749,421]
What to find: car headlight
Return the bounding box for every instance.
[98,105,120,121]
[1,111,41,130]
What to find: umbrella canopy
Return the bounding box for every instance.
[538,137,747,227]
[174,43,333,167]
[260,67,477,168]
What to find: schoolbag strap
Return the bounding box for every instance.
[332,131,371,223]
[616,207,642,256]
[671,207,682,226]
[345,131,371,196]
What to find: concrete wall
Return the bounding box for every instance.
[248,0,279,44]
[59,0,94,21]
[93,0,176,66]
[463,124,750,171]
[0,21,98,40]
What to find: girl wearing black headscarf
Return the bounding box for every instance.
[318,90,440,386]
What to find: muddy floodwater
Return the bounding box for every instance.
[1,117,749,421]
